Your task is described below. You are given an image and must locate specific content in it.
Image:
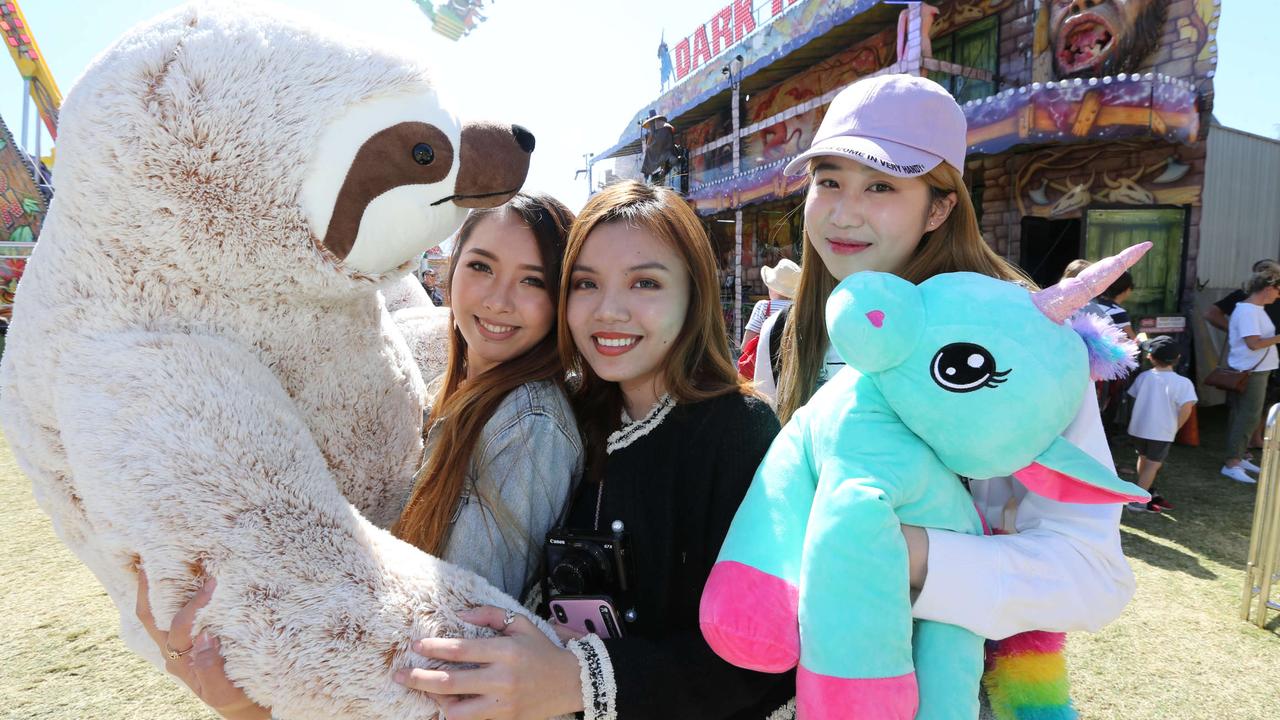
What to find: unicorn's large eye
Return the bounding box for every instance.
[930,343,1010,393]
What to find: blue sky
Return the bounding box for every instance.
[3,0,1277,211]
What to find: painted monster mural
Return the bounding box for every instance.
[968,0,1218,161]
[1049,0,1169,78]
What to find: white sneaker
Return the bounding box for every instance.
[1222,465,1258,484]
[1239,458,1263,474]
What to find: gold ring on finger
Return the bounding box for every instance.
[166,643,193,661]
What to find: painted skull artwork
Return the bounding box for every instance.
[1049,0,1169,78]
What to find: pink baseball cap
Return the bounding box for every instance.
[783,74,967,178]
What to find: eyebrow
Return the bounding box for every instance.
[571,262,670,274]
[467,247,543,273]
[629,261,670,272]
[813,161,888,180]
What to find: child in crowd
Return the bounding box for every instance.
[1125,336,1197,512]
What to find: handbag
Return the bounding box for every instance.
[736,335,761,377]
[1204,333,1265,393]
[736,301,774,377]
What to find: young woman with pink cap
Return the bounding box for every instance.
[769,73,1135,713]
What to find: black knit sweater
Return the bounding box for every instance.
[563,391,795,719]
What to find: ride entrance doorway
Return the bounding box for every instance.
[1019,217,1081,288]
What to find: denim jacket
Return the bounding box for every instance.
[423,379,583,599]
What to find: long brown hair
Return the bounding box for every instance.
[394,193,575,555]
[557,181,747,481]
[776,162,1032,423]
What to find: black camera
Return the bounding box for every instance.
[543,526,631,606]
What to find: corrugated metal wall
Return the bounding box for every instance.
[1198,123,1280,289]
[1192,123,1280,404]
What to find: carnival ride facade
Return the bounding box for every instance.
[0,0,58,318]
[413,0,491,41]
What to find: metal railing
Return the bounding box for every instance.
[1240,402,1280,628]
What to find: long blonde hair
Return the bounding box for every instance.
[775,162,1033,423]
[557,181,748,482]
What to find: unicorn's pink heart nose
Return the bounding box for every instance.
[866,310,885,328]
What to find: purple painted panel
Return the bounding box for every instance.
[963,74,1200,156]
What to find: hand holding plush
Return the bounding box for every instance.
[700,244,1150,719]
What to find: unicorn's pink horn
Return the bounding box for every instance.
[1031,242,1152,324]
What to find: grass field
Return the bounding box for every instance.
[0,430,215,720]
[1,406,1278,719]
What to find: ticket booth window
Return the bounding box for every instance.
[1084,208,1186,319]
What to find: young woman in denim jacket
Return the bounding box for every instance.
[135,193,583,720]
[394,192,583,598]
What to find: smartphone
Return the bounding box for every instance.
[549,596,624,639]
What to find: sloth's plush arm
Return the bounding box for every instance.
[383,275,452,384]
[53,332,560,720]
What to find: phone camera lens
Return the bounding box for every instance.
[601,605,621,638]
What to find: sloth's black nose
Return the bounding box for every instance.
[512,125,536,154]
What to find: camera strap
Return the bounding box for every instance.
[593,480,605,531]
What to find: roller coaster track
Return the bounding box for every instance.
[1,1,61,143]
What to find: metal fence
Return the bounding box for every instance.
[1241,402,1280,628]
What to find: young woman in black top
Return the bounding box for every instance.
[399,181,793,719]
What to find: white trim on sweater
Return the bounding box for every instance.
[765,698,797,719]
[606,394,675,454]
[568,633,616,720]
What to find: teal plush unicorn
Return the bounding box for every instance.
[700,244,1152,719]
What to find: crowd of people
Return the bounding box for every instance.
[122,73,1271,720]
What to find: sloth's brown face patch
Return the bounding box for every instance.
[322,122,455,261]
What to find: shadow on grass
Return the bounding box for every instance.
[1111,404,1265,572]
[1118,526,1217,579]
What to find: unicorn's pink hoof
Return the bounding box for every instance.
[796,666,918,720]
[699,561,800,672]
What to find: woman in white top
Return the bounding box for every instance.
[773,74,1136,657]
[1222,271,1280,483]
